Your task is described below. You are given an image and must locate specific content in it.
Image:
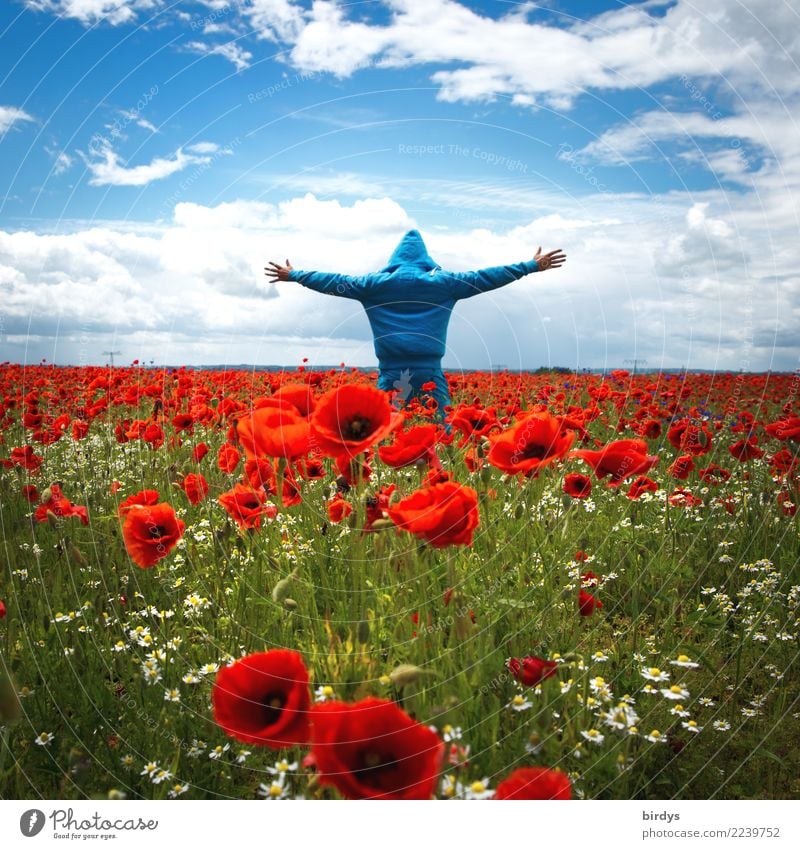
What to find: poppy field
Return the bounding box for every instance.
[0,363,798,801]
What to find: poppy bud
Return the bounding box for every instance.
[357,620,370,644]
[69,545,86,566]
[389,663,433,689]
[368,518,394,531]
[514,502,525,520]
[272,568,299,604]
[283,598,298,611]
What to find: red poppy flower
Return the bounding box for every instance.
[217,443,241,474]
[117,489,160,518]
[34,484,89,526]
[378,423,443,469]
[487,411,575,477]
[310,697,444,799]
[218,483,276,529]
[310,384,403,458]
[181,473,209,505]
[667,419,713,455]
[0,599,6,619]
[578,589,603,617]
[192,442,209,463]
[627,475,658,500]
[729,437,764,462]
[698,464,731,484]
[212,650,311,748]
[121,502,185,568]
[668,454,695,480]
[21,484,39,503]
[327,494,353,523]
[668,488,703,508]
[272,383,316,417]
[507,655,558,687]
[493,767,572,800]
[570,439,658,487]
[171,413,194,433]
[236,406,311,460]
[764,417,800,442]
[563,472,592,499]
[387,481,479,548]
[9,445,43,473]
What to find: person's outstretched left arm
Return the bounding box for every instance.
[441,247,566,300]
[265,259,375,300]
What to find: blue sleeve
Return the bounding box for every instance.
[441,259,539,300]
[288,269,375,300]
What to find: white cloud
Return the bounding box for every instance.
[0,106,35,134]
[80,141,213,187]
[24,0,160,26]
[186,40,253,71]
[0,191,796,370]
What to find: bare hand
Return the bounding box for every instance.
[264,259,293,282]
[534,247,566,271]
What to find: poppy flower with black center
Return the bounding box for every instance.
[493,767,572,800]
[698,464,731,485]
[569,439,658,487]
[9,445,43,473]
[386,481,479,548]
[507,655,558,687]
[236,406,311,461]
[487,411,575,477]
[326,493,353,523]
[311,384,403,459]
[378,423,443,469]
[563,472,592,499]
[627,474,658,500]
[218,483,276,529]
[310,697,444,799]
[667,419,713,456]
[212,649,311,748]
[668,488,703,508]
[121,502,185,568]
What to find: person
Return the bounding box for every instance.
[265,230,566,423]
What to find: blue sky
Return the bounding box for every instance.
[1,0,798,371]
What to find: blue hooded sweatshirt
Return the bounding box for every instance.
[287,230,540,376]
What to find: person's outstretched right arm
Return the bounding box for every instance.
[441,247,566,300]
[265,259,374,300]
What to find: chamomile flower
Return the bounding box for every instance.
[661,684,690,701]
[641,667,670,682]
[120,754,135,769]
[712,720,731,732]
[669,704,691,718]
[592,651,609,663]
[151,769,173,785]
[670,655,700,669]
[168,783,189,798]
[314,685,335,703]
[34,731,54,747]
[163,688,181,703]
[440,775,464,799]
[198,663,219,676]
[508,694,532,712]
[258,777,289,800]
[267,759,298,776]
[236,750,252,764]
[208,744,230,760]
[644,729,666,743]
[442,725,462,743]
[682,720,702,733]
[581,728,605,745]
[464,778,494,800]
[140,762,159,778]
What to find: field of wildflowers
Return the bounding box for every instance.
[0,363,798,800]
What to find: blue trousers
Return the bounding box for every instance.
[377,362,452,427]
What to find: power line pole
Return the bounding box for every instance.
[624,358,648,375]
[103,350,122,367]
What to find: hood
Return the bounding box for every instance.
[380,229,439,273]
